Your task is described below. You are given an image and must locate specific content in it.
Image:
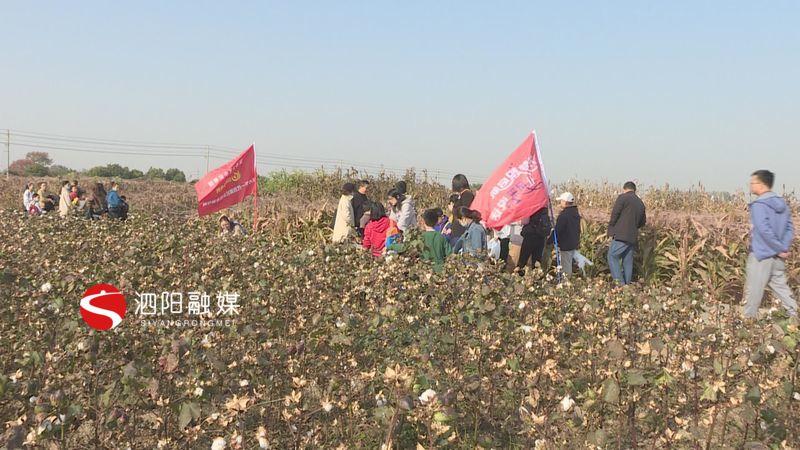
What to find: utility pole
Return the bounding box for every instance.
[205,145,210,174]
[5,129,9,179]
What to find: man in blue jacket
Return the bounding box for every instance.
[743,170,796,319]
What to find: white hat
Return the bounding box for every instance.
[556,192,575,203]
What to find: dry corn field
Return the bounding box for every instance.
[1,172,799,449]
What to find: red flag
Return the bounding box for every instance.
[472,132,550,229]
[195,144,258,216]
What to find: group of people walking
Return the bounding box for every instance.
[22,179,129,220]
[330,170,796,320]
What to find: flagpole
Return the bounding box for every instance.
[252,142,258,233]
[533,131,563,282]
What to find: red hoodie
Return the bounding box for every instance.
[362,216,390,257]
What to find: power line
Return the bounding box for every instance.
[11,141,206,157]
[5,128,489,181]
[9,129,238,152]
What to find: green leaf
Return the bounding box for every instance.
[626,370,647,386]
[178,401,200,429]
[602,378,619,404]
[700,383,718,402]
[746,385,761,405]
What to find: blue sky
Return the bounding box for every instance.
[1,1,798,192]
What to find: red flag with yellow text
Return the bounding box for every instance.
[472,132,550,229]
[195,145,258,216]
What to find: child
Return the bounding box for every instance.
[362,202,390,257]
[422,209,452,271]
[69,185,79,203]
[384,218,402,249]
[433,208,449,233]
[453,207,487,256]
[28,194,42,216]
[443,193,460,245]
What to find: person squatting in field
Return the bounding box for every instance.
[452,207,487,257]
[743,170,796,319]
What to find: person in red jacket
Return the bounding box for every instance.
[362,202,390,257]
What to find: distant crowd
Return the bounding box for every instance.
[331,171,796,321]
[330,174,640,279]
[22,179,128,220]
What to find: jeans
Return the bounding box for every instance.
[743,253,797,318]
[559,250,575,276]
[608,239,634,284]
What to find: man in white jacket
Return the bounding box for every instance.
[332,183,356,243]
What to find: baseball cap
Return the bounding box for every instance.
[556,192,575,203]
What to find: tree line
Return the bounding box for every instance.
[7,151,187,182]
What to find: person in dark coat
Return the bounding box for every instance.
[517,207,551,274]
[351,180,371,236]
[607,181,647,284]
[449,174,475,241]
[552,192,581,276]
[84,182,108,220]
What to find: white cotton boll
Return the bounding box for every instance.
[239,380,249,387]
[766,344,776,354]
[419,389,437,405]
[560,394,575,412]
[525,341,533,349]
[253,262,259,268]
[307,250,315,256]
[520,325,533,333]
[41,282,52,293]
[793,392,800,401]
[321,400,334,412]
[518,302,527,310]
[211,437,226,450]
[194,387,204,397]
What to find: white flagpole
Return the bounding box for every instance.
[533,131,563,281]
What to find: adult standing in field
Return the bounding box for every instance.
[332,182,356,243]
[517,207,551,274]
[743,170,796,319]
[58,180,71,218]
[23,182,35,211]
[387,188,417,232]
[449,174,475,241]
[607,181,646,285]
[107,181,126,220]
[553,192,581,276]
[351,180,371,236]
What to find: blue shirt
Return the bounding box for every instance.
[107,190,123,208]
